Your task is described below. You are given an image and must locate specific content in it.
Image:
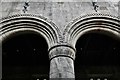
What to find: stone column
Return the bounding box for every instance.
[49,45,76,80]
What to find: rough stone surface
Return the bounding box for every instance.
[49,46,75,60]
[50,57,74,78]
[0,0,120,79]
[49,46,75,78]
[0,1,119,33]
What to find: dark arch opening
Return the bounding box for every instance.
[75,33,120,80]
[2,32,49,80]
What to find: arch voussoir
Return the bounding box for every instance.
[64,13,120,48]
[0,14,61,48]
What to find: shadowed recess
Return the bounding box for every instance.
[2,33,49,80]
[75,33,120,80]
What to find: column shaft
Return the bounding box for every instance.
[50,57,74,78]
[49,46,75,79]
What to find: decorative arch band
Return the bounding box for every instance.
[0,14,61,49]
[64,13,120,48]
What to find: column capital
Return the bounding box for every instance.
[48,45,76,60]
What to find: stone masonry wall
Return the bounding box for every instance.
[0,0,119,33]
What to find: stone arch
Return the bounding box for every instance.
[0,14,61,49]
[64,13,120,48]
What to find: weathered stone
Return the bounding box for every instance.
[49,45,75,78]
[50,57,74,78]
